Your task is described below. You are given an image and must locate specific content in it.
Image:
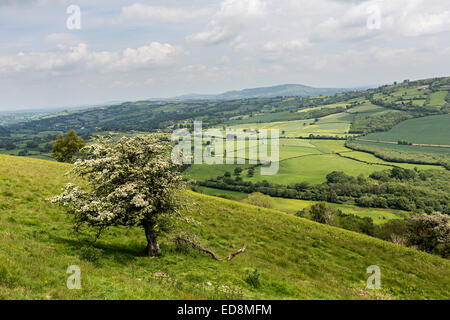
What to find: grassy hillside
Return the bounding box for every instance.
[0,155,449,300]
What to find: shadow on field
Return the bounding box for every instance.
[48,234,146,265]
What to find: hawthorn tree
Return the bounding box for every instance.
[50,134,186,257]
[307,202,336,225]
[406,212,450,257]
[52,130,85,163]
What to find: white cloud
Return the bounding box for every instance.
[0,41,184,74]
[46,33,75,42]
[386,1,450,37]
[45,33,79,47]
[308,0,450,42]
[264,39,311,52]
[187,0,267,45]
[262,39,311,61]
[121,3,211,22]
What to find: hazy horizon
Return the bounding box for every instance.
[0,81,380,111]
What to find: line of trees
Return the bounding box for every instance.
[296,202,449,258]
[197,168,449,214]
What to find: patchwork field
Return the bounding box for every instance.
[373,87,448,110]
[227,116,351,138]
[185,139,446,185]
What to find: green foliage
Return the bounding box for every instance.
[245,269,261,288]
[51,130,85,163]
[326,171,353,184]
[303,202,337,225]
[398,140,412,145]
[375,219,408,244]
[297,203,450,258]
[200,167,449,214]
[242,192,275,209]
[298,202,376,236]
[374,213,450,258]
[79,246,103,263]
[406,213,450,258]
[334,213,375,236]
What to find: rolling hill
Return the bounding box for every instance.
[0,155,449,299]
[0,76,448,161]
[173,84,353,100]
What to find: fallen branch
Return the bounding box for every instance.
[197,245,224,262]
[174,235,247,262]
[227,245,248,261]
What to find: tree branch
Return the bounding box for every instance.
[174,235,247,262]
[227,245,248,261]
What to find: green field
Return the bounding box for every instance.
[365,114,450,146]
[340,150,445,169]
[1,155,449,299]
[227,115,351,138]
[429,91,448,107]
[185,139,445,185]
[247,153,389,185]
[347,102,389,115]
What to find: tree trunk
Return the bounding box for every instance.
[144,222,161,257]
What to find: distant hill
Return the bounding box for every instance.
[172,84,356,100]
[3,77,448,138]
[0,125,8,134]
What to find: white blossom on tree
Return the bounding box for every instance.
[50,134,186,256]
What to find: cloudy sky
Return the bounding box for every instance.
[0,0,449,110]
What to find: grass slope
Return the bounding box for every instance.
[0,155,449,300]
